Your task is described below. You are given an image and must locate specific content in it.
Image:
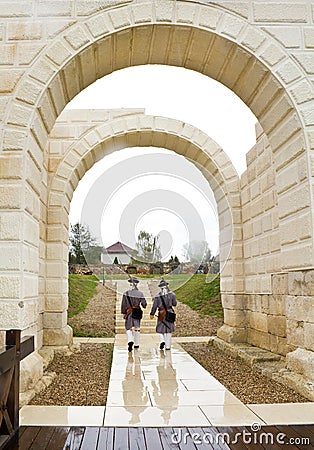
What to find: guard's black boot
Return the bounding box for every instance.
[128,341,134,352]
[160,342,165,350]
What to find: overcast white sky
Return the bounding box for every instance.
[67,65,257,261]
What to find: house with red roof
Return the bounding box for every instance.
[101,241,135,265]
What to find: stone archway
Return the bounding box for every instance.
[46,111,242,346]
[0,0,313,389]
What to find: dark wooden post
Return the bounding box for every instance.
[5,330,20,434]
[0,330,34,449]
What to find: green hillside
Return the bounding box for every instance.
[68,274,98,318]
[174,274,222,317]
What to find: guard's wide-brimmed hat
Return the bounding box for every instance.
[158,279,169,287]
[128,277,139,284]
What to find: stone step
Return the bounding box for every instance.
[115,323,156,329]
[115,320,156,325]
[116,308,154,312]
[115,327,156,334]
[115,298,153,302]
[115,304,154,308]
[213,338,282,365]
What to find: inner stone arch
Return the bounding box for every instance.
[45,112,242,346]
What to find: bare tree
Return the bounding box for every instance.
[135,230,162,263]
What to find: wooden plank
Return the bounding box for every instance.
[234,427,268,450]
[143,428,163,450]
[3,426,314,450]
[62,427,85,450]
[291,424,314,443]
[97,427,114,450]
[257,425,290,450]
[219,426,248,450]
[187,427,215,449]
[0,346,16,376]
[114,427,128,450]
[276,425,313,449]
[28,426,56,450]
[128,427,146,450]
[176,427,197,450]
[19,336,35,362]
[158,427,178,450]
[17,426,28,439]
[46,426,70,450]
[80,427,100,450]
[202,427,230,450]
[14,426,41,450]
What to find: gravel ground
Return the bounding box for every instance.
[173,301,223,337]
[31,344,113,406]
[31,283,307,406]
[182,343,308,404]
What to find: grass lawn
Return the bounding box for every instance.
[174,274,222,318]
[68,274,98,318]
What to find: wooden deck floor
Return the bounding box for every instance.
[4,425,313,449]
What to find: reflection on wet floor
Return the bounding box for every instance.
[149,350,179,424]
[103,334,264,426]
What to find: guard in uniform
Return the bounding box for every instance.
[121,277,147,352]
[150,279,177,350]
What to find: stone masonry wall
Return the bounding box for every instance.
[221,269,314,366]
[241,125,314,364]
[241,124,279,294]
[248,269,314,374]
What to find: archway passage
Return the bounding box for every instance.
[0,0,313,390]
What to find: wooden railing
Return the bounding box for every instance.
[0,330,34,449]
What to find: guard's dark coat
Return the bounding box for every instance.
[150,291,177,333]
[121,288,147,330]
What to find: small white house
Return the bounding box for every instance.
[101,241,135,265]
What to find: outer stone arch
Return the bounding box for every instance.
[46,113,242,346]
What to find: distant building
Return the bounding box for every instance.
[101,241,135,265]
